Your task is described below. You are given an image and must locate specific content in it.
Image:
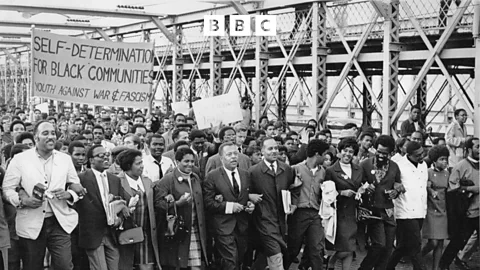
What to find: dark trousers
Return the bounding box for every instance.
[285,208,325,270]
[214,227,247,270]
[440,217,479,268]
[360,217,396,270]
[71,226,90,270]
[386,219,425,270]
[19,216,73,270]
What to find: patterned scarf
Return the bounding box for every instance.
[372,157,389,184]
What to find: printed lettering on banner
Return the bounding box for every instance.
[31,29,155,107]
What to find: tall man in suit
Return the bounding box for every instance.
[2,121,86,270]
[203,142,254,269]
[76,144,127,270]
[249,138,298,270]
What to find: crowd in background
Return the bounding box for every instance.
[0,101,476,270]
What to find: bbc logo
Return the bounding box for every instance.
[204,15,277,36]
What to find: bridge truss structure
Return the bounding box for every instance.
[0,0,479,137]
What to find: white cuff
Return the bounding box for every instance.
[67,190,79,204]
[225,202,233,214]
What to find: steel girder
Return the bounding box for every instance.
[173,25,184,102]
[311,2,328,129]
[391,0,473,126]
[381,0,400,136]
[255,10,269,129]
[417,77,428,126]
[210,36,223,96]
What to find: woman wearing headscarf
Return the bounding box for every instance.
[116,149,160,270]
[154,147,208,270]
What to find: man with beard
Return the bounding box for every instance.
[400,105,425,138]
[439,137,479,270]
[387,141,428,270]
[358,135,403,270]
[143,134,174,182]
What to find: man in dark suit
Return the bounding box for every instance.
[203,142,255,269]
[249,138,298,270]
[76,145,127,270]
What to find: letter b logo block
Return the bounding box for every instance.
[230,15,250,36]
[204,15,225,36]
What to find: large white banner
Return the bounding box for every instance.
[192,93,243,129]
[31,29,155,107]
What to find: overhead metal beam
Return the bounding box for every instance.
[0,4,168,20]
[0,20,108,31]
[0,40,30,45]
[150,47,476,71]
[230,1,249,15]
[96,29,112,41]
[150,17,175,43]
[79,0,322,39]
[0,32,31,38]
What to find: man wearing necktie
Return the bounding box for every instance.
[142,134,174,182]
[248,138,298,270]
[203,142,254,269]
[75,145,127,270]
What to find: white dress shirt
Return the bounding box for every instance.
[143,154,175,182]
[223,167,241,214]
[263,159,278,173]
[91,168,109,206]
[394,155,428,219]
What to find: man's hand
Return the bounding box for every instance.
[215,195,224,202]
[51,188,73,201]
[340,189,357,197]
[286,205,297,215]
[165,194,175,203]
[69,183,87,197]
[232,203,244,213]
[22,196,44,209]
[387,189,399,200]
[245,201,255,214]
[249,194,263,204]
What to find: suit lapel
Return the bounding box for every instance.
[260,161,276,178]
[86,170,104,206]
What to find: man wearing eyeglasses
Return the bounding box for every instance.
[446,108,470,168]
[75,144,128,270]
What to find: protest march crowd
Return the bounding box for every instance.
[0,101,477,270]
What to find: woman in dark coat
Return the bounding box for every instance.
[116,149,161,270]
[154,148,208,270]
[324,137,363,270]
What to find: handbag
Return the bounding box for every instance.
[118,226,144,245]
[165,200,186,240]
